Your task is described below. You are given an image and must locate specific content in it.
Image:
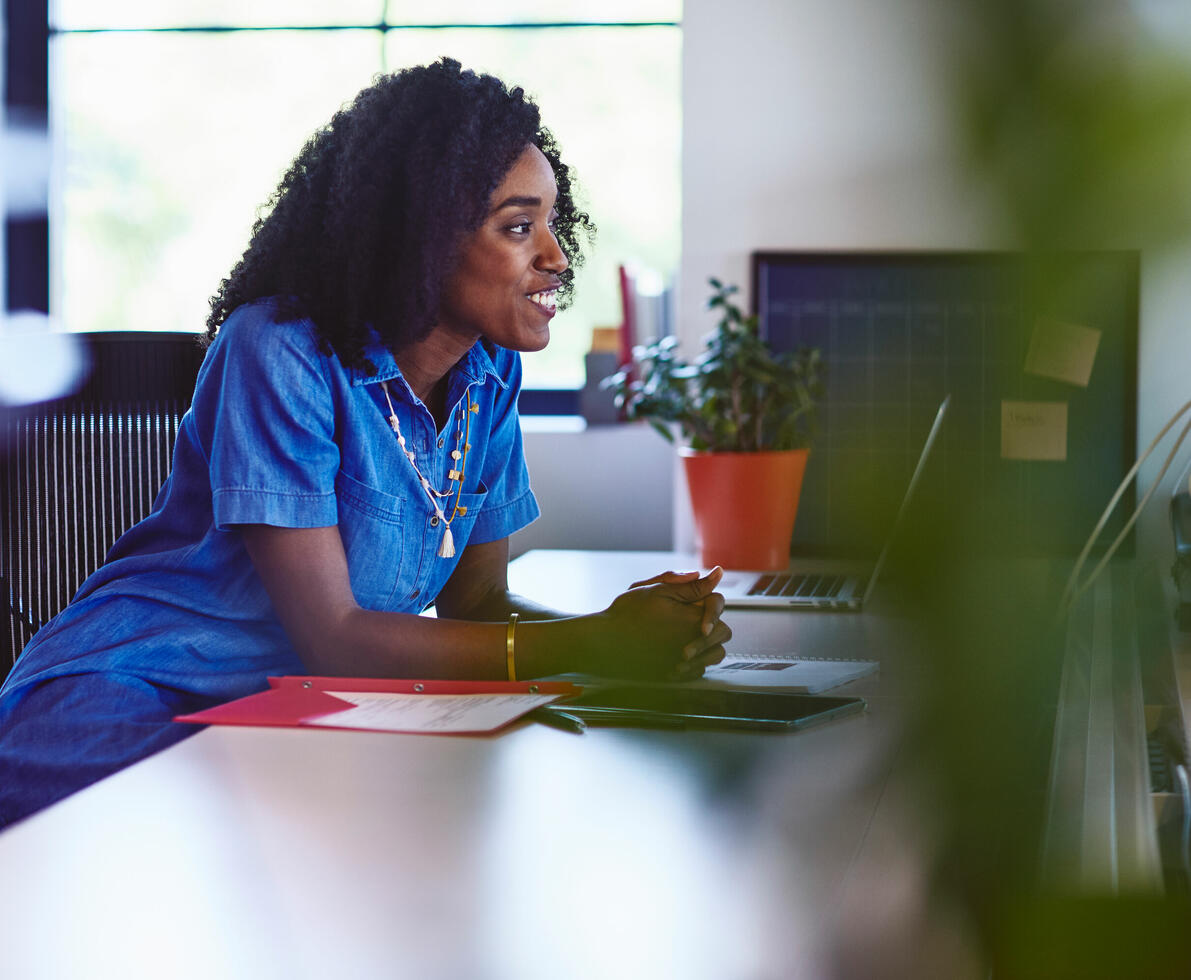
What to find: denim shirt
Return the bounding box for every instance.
[0,298,540,704]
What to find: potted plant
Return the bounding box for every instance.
[603,278,823,570]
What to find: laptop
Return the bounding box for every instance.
[715,395,950,611]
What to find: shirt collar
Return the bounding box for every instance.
[348,336,508,391]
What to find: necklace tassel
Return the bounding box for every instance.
[438,525,456,559]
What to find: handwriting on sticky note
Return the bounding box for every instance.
[1025,318,1101,387]
[1001,401,1067,461]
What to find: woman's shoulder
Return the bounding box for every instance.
[212,297,323,362]
[218,296,313,339]
[196,298,340,399]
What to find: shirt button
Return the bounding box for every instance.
[430,516,440,527]
[437,438,444,448]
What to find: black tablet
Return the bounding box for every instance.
[555,686,866,732]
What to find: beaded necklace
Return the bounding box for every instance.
[380,380,476,558]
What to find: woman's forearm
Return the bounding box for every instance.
[240,525,726,682]
[446,586,576,623]
[302,605,598,680]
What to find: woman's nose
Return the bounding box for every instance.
[536,228,569,274]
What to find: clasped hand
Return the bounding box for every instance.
[595,567,731,680]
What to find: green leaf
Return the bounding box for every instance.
[648,419,675,443]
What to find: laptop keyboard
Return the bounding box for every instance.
[747,572,848,599]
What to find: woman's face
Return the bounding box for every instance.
[436,144,569,352]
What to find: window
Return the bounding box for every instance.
[44,2,682,400]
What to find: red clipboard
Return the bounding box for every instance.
[175,676,581,735]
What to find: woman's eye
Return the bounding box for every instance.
[507,221,531,235]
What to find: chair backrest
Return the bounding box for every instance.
[1,332,207,681]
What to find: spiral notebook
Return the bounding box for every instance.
[691,653,877,693]
[546,653,877,695]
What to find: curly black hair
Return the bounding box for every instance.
[205,58,593,373]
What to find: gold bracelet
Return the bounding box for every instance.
[506,613,519,682]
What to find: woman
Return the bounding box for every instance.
[0,59,730,826]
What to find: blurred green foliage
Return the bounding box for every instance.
[907,1,1191,972]
[947,0,1191,249]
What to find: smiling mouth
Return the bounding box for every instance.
[527,289,558,314]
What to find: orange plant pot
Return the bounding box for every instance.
[680,448,809,571]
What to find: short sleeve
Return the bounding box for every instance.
[194,302,342,530]
[468,348,540,544]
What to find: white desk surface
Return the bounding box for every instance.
[0,550,979,980]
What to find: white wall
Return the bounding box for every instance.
[526,0,1191,563]
[679,0,1000,338]
[514,421,675,558]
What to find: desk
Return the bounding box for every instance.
[0,550,978,980]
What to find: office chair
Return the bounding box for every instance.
[1,332,206,682]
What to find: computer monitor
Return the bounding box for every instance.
[751,250,1139,559]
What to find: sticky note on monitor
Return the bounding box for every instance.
[1002,401,1067,461]
[1025,318,1101,387]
